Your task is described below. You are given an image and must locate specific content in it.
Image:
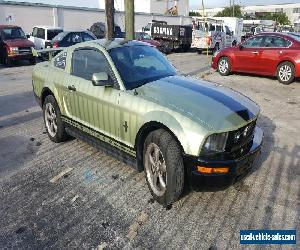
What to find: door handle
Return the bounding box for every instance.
[67,85,76,91]
[252,51,259,54]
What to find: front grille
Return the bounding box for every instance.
[226,120,256,153]
[18,47,32,54]
[200,120,257,161]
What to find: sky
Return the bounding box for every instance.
[5,0,300,10]
[190,0,300,9]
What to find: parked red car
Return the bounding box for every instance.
[212,32,300,84]
[0,25,35,66]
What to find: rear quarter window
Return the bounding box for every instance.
[54,51,67,70]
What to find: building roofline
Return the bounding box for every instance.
[0,0,190,18]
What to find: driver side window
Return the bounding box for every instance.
[71,49,112,82]
[243,36,264,48]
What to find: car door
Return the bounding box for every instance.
[259,35,291,75]
[224,26,233,48]
[63,32,82,47]
[234,35,265,73]
[67,47,122,142]
[34,28,45,49]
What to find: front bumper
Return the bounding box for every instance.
[184,127,263,188]
[211,56,218,70]
[8,53,34,60]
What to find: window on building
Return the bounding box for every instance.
[275,8,283,12]
[293,8,300,13]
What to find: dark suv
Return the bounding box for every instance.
[0,25,35,66]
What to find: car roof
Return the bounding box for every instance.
[254,32,300,41]
[96,39,150,50]
[63,29,91,33]
[33,25,63,30]
[71,38,150,51]
[0,25,21,29]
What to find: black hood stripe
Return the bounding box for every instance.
[165,77,255,121]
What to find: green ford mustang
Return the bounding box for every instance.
[32,39,263,206]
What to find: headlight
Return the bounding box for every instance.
[8,47,19,54]
[201,132,228,155]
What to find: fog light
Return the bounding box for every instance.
[197,166,229,174]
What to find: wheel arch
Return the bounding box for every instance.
[276,60,295,76]
[134,121,185,171]
[41,87,55,106]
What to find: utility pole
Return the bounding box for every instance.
[105,0,114,39]
[125,0,135,40]
[232,0,235,17]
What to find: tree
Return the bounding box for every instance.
[189,11,201,16]
[214,5,243,18]
[261,12,290,25]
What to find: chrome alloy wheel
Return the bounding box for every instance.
[279,65,292,82]
[218,59,228,74]
[44,103,57,137]
[145,143,167,197]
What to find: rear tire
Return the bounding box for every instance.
[218,57,231,76]
[276,61,295,85]
[43,95,68,143]
[143,128,185,206]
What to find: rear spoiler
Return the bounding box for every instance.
[33,48,65,61]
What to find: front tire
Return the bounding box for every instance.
[218,57,231,76]
[29,57,36,65]
[277,62,295,85]
[43,95,68,143]
[4,52,12,67]
[143,129,185,206]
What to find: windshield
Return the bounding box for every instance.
[1,27,26,40]
[288,33,300,42]
[109,45,176,90]
[53,32,68,41]
[47,29,63,40]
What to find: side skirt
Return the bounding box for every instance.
[64,123,139,171]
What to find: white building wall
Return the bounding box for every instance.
[0,2,192,33]
[0,4,55,32]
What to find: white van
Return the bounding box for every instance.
[29,26,63,49]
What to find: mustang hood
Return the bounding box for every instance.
[136,75,260,131]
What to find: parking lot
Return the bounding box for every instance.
[0,52,299,249]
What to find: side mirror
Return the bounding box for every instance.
[239,45,244,50]
[231,31,234,36]
[26,34,30,38]
[92,72,112,87]
[142,27,145,32]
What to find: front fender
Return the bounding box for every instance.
[141,111,208,156]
